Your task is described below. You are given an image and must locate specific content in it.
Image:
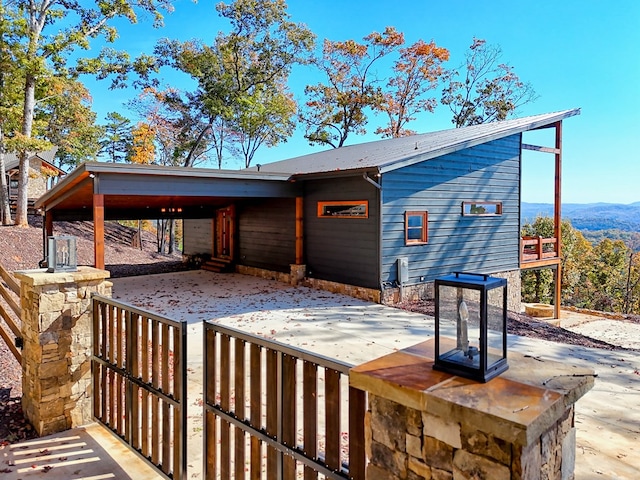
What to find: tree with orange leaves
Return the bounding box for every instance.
[301,27,404,148]
[130,122,156,165]
[375,40,449,138]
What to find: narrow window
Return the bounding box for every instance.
[405,211,428,245]
[317,201,368,218]
[462,201,503,216]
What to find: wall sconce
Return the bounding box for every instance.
[47,236,78,273]
[433,272,508,382]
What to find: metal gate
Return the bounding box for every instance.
[92,295,187,480]
[203,321,366,479]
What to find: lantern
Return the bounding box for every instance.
[433,272,508,382]
[47,236,77,273]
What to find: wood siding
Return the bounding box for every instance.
[237,199,296,272]
[381,135,522,285]
[183,219,213,256]
[304,176,380,289]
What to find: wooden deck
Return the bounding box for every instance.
[520,236,560,268]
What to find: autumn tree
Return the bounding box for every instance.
[38,76,102,169]
[130,122,156,165]
[100,112,132,163]
[375,40,449,138]
[441,38,537,128]
[301,27,404,148]
[7,0,172,226]
[156,0,314,168]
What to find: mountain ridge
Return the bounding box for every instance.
[521,202,640,232]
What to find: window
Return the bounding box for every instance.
[317,201,368,218]
[462,201,502,216]
[405,211,428,244]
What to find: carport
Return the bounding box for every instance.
[34,162,303,269]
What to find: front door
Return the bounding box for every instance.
[215,205,235,259]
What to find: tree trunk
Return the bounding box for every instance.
[0,128,13,225]
[168,218,175,254]
[15,74,37,227]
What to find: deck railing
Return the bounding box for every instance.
[0,263,22,363]
[521,236,559,263]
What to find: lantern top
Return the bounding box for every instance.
[436,272,506,289]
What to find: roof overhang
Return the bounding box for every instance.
[37,162,300,221]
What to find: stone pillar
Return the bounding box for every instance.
[15,267,112,436]
[350,340,595,480]
[289,263,306,286]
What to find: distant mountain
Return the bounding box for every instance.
[521,202,640,232]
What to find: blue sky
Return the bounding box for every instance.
[81,0,640,204]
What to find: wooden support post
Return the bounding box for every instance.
[554,121,563,320]
[45,212,53,237]
[93,194,105,270]
[295,197,303,265]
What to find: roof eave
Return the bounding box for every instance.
[379,108,580,174]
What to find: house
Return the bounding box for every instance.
[35,110,579,315]
[4,148,64,205]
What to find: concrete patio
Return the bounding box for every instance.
[3,270,638,479]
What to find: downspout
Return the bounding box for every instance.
[363,172,385,303]
[39,211,47,267]
[362,172,381,190]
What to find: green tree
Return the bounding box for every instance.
[300,27,404,148]
[228,80,297,168]
[441,38,537,128]
[100,112,132,163]
[8,0,173,226]
[157,0,314,168]
[588,239,629,312]
[521,217,591,305]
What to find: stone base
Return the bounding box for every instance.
[15,267,112,436]
[351,339,594,480]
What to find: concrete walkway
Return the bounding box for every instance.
[5,270,638,479]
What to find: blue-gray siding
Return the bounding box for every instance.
[381,135,522,285]
[238,199,296,272]
[304,177,380,289]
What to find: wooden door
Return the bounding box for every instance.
[215,206,235,259]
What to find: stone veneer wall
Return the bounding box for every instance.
[381,269,522,313]
[236,264,382,303]
[367,394,576,480]
[16,267,112,436]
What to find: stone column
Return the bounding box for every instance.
[289,263,306,286]
[15,267,112,436]
[350,340,595,480]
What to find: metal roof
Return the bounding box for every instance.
[252,109,580,177]
[4,148,61,172]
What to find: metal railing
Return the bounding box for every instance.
[92,295,187,480]
[204,321,366,479]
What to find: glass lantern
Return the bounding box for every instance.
[47,236,78,273]
[433,272,508,382]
